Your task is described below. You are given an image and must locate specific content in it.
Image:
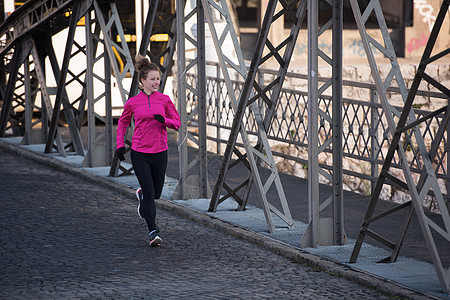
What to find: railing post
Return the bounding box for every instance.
[370,87,379,194]
[216,63,221,154]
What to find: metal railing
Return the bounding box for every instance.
[182,61,449,207]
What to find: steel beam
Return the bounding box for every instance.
[331,0,344,246]
[208,0,307,232]
[197,0,209,198]
[29,38,66,155]
[0,0,74,57]
[176,0,188,198]
[0,40,30,136]
[175,0,209,199]
[93,1,134,107]
[81,0,133,167]
[22,57,32,145]
[45,0,85,155]
[300,0,345,247]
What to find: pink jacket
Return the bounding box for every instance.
[116,91,180,153]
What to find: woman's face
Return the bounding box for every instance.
[141,70,160,94]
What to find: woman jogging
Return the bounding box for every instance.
[115,55,180,246]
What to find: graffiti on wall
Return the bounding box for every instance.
[349,39,382,57]
[294,42,332,56]
[291,0,442,59]
[294,44,307,56]
[414,0,437,32]
[349,40,366,57]
[406,32,428,53]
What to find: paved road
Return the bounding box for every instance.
[0,149,400,299]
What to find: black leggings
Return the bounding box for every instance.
[131,149,168,232]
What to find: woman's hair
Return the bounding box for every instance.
[135,55,160,83]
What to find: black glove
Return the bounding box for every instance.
[154,114,165,123]
[116,147,126,161]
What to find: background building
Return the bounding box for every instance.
[4,0,446,63]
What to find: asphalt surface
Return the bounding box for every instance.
[1,147,407,299]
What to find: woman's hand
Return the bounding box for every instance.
[154,114,165,123]
[116,147,126,161]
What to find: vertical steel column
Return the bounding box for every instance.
[349,0,450,293]
[305,0,319,247]
[22,57,32,145]
[215,64,221,155]
[197,0,209,198]
[301,0,345,247]
[104,42,113,166]
[84,10,96,167]
[370,88,379,194]
[331,0,344,245]
[175,0,209,199]
[176,0,188,198]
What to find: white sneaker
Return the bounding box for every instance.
[149,230,162,247]
[135,188,144,218]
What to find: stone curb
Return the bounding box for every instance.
[0,139,436,300]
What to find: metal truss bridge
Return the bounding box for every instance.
[0,0,449,293]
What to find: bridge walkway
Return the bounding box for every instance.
[0,132,448,299]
